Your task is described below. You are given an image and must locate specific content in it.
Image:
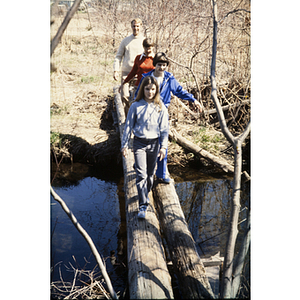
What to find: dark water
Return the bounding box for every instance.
[51,162,250,299]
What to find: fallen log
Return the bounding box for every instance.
[152,180,215,299]
[114,86,174,299]
[169,128,234,173]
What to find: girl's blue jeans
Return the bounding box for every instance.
[156,138,168,179]
[133,136,159,209]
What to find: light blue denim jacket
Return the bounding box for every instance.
[121,99,169,149]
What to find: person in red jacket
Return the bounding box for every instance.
[120,38,155,101]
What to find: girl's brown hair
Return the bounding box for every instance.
[135,76,162,111]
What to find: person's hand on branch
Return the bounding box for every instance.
[158,147,166,161]
[121,147,128,158]
[194,100,203,113]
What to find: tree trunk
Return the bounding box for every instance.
[221,140,242,298]
[51,0,83,56]
[231,209,251,296]
[210,1,251,298]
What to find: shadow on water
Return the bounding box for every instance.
[50,162,250,299]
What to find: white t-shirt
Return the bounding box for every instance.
[153,75,164,88]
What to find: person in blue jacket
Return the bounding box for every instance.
[135,52,203,183]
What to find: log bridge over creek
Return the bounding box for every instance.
[113,87,225,299]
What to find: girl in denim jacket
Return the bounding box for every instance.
[121,76,169,218]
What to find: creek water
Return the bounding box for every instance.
[51,162,250,299]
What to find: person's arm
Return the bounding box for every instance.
[121,104,136,156]
[123,55,140,84]
[171,78,203,112]
[134,74,144,99]
[113,40,125,80]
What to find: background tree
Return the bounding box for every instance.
[51,0,84,56]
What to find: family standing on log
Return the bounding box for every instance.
[114,18,203,216]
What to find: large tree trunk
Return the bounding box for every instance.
[51,0,83,56]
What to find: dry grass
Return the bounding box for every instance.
[51,260,113,299]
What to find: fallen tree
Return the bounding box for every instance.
[152,180,215,299]
[169,127,234,173]
[113,87,174,299]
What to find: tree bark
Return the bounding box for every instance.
[221,140,242,298]
[51,0,83,56]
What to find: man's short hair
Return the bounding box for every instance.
[153,52,169,66]
[131,18,142,26]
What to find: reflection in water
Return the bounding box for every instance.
[176,177,250,298]
[176,178,250,257]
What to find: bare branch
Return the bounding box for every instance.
[210,1,251,298]
[218,9,251,24]
[166,55,204,107]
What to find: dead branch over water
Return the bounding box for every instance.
[50,186,118,299]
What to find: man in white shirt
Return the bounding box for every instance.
[113,18,144,114]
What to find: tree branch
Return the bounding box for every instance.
[218,9,251,24]
[166,55,204,107]
[210,1,251,298]
[51,0,83,56]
